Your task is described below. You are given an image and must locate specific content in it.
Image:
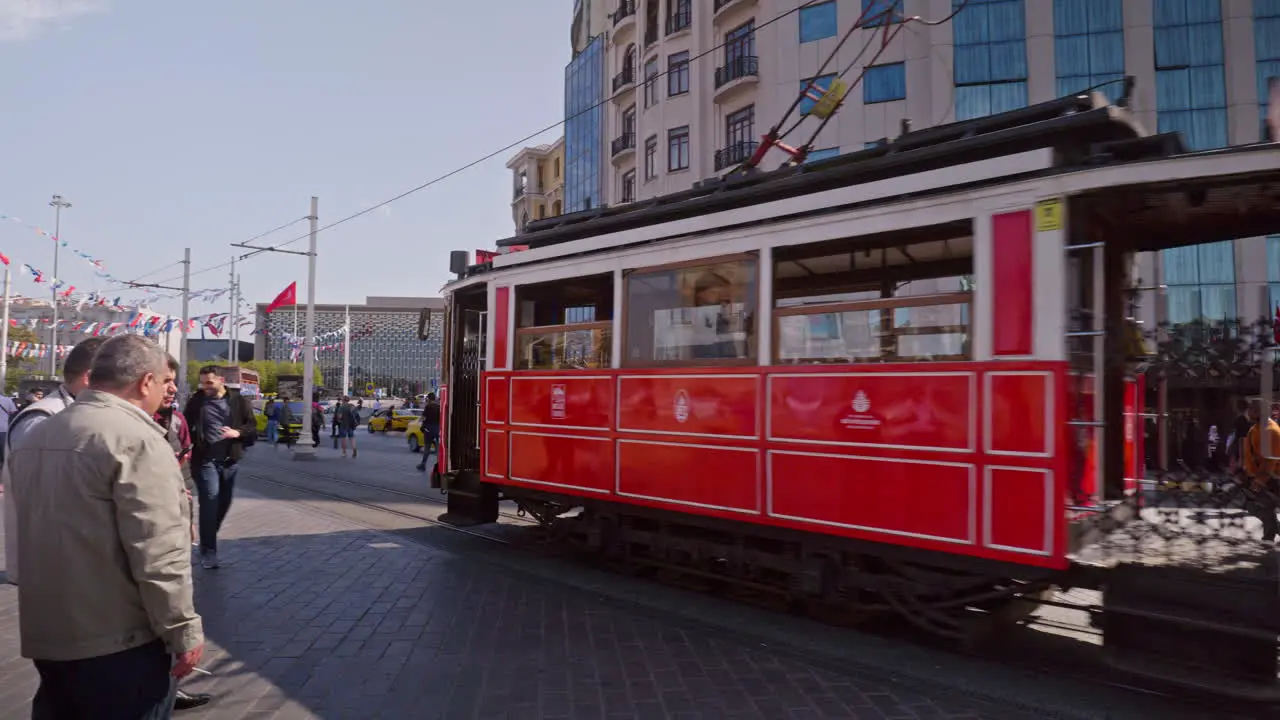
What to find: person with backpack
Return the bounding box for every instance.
[416,392,441,472]
[2,337,106,587]
[264,397,280,445]
[183,365,257,570]
[336,396,359,458]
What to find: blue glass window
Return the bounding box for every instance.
[952,0,1028,121]
[799,74,836,115]
[1268,235,1280,312]
[564,37,605,212]
[861,0,898,28]
[864,62,906,103]
[1258,1,1280,139]
[1053,0,1125,98]
[1153,0,1227,150]
[806,147,840,163]
[799,1,838,43]
[1163,240,1236,324]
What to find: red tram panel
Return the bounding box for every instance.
[481,362,1069,569]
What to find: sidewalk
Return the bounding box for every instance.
[0,489,999,720]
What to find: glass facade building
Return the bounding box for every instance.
[256,298,444,399]
[565,35,605,213]
[952,0,1028,121]
[1053,0,1125,97]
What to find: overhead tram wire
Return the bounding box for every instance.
[150,216,309,286]
[154,0,833,275]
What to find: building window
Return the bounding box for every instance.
[621,169,637,203]
[1154,0,1227,150]
[554,157,560,178]
[863,63,905,103]
[643,58,660,107]
[799,74,836,115]
[726,20,756,65]
[952,0,1028,121]
[1268,236,1280,312]
[1163,241,1236,324]
[1258,0,1280,139]
[667,0,691,35]
[726,105,754,146]
[622,104,637,138]
[799,1,837,43]
[806,147,840,162]
[1054,0,1124,98]
[644,135,658,180]
[668,126,690,171]
[668,51,690,96]
[861,0,899,28]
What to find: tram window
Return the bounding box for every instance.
[773,232,972,364]
[622,255,757,366]
[514,274,613,370]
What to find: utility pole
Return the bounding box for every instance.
[343,304,351,397]
[1,261,11,391]
[180,248,191,398]
[299,196,319,458]
[233,273,242,365]
[232,196,319,460]
[48,194,71,376]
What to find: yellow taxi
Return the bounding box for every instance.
[254,401,304,440]
[367,407,421,433]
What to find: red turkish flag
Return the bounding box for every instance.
[265,282,297,314]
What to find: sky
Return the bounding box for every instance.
[0,0,570,323]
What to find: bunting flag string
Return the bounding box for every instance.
[0,212,113,281]
[4,341,73,359]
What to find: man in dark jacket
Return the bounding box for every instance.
[416,393,441,472]
[183,366,257,570]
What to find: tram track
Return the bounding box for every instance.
[238,470,1271,718]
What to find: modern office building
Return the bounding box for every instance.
[508,138,566,233]
[589,0,1276,325]
[254,296,445,398]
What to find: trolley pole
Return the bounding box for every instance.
[227,257,236,363]
[0,263,10,391]
[343,304,351,397]
[48,194,71,376]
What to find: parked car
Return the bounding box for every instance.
[367,407,421,433]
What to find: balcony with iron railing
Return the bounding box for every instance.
[612,0,636,28]
[713,0,756,18]
[513,185,526,201]
[612,65,637,95]
[714,140,757,171]
[666,4,691,35]
[611,133,637,160]
[714,55,759,96]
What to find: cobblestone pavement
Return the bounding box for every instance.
[1,480,1024,720]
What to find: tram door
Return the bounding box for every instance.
[447,300,486,472]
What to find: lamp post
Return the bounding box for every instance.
[48,194,71,376]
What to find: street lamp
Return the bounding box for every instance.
[48,194,71,377]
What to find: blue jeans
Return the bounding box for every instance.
[266,419,279,444]
[32,640,177,720]
[194,460,238,554]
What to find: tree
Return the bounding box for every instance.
[4,326,44,394]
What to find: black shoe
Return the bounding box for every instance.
[175,690,212,710]
[415,464,425,472]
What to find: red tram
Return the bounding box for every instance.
[430,94,1280,696]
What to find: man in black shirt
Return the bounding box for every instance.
[183,366,256,569]
[416,393,441,472]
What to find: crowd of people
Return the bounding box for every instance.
[0,339,262,717]
[0,336,446,717]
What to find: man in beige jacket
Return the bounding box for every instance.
[7,335,204,718]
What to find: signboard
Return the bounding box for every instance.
[277,375,303,401]
[365,382,375,393]
[1034,199,1063,232]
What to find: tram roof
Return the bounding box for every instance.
[494,91,1151,254]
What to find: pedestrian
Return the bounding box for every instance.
[7,334,204,718]
[277,396,295,447]
[337,395,359,458]
[2,337,106,587]
[311,399,324,448]
[416,392,441,472]
[1242,398,1280,543]
[0,392,18,468]
[183,365,257,570]
[264,397,279,445]
[153,355,215,712]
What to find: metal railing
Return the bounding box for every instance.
[714,140,757,170]
[611,133,636,157]
[611,0,636,26]
[666,4,691,34]
[715,55,758,89]
[612,65,636,93]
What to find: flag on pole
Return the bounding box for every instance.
[265,282,297,314]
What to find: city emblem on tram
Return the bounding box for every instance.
[550,383,567,420]
[673,389,690,424]
[841,390,880,431]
